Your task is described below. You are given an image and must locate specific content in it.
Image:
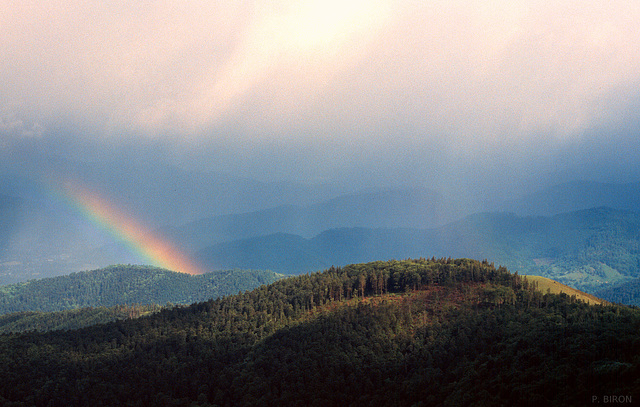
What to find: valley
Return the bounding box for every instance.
[4,180,640,302]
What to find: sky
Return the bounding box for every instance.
[2,0,640,197]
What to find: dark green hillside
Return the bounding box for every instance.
[0,259,636,406]
[511,207,640,291]
[0,265,280,314]
[0,304,163,333]
[596,278,640,306]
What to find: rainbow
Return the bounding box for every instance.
[57,181,205,275]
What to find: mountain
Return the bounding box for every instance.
[0,259,636,406]
[0,153,349,227]
[0,156,349,283]
[5,176,640,286]
[168,181,640,253]
[444,207,640,292]
[198,232,328,274]
[0,265,281,314]
[0,174,450,284]
[196,207,640,294]
[504,180,640,216]
[195,228,433,275]
[5,177,640,285]
[161,188,449,251]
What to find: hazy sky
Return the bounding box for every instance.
[2,1,640,195]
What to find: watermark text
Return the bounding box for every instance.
[592,395,633,404]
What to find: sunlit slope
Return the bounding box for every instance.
[524,275,607,305]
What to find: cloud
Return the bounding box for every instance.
[1,0,640,192]
[194,0,640,156]
[0,107,44,148]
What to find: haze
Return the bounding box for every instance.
[1,1,640,281]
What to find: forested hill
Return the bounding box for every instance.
[0,265,280,314]
[0,258,637,406]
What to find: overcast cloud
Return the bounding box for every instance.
[2,0,640,195]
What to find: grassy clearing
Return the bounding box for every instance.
[524,275,607,305]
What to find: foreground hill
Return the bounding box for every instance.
[0,258,636,406]
[0,265,280,314]
[197,207,640,294]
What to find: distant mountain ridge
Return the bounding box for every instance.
[4,179,640,286]
[168,181,640,278]
[0,184,448,283]
[161,188,449,251]
[169,181,640,253]
[0,154,351,227]
[504,180,640,216]
[0,157,352,284]
[196,207,640,295]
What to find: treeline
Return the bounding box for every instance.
[0,258,637,406]
[0,265,280,314]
